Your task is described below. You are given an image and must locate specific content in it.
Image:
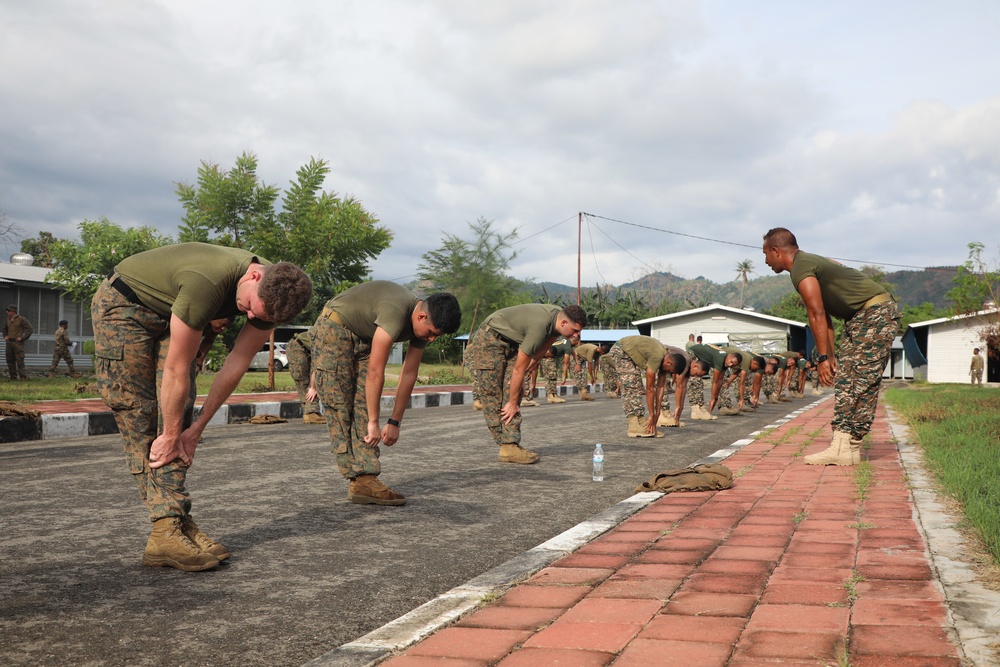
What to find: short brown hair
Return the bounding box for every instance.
[561,304,588,327]
[258,262,313,323]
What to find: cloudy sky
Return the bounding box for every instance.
[3,0,999,288]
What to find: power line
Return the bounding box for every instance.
[582,212,962,272]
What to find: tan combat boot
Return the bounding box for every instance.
[657,413,675,427]
[303,412,326,424]
[740,404,754,413]
[142,517,220,571]
[498,444,540,464]
[181,516,231,561]
[803,431,855,466]
[348,474,407,505]
[580,389,595,401]
[472,399,484,410]
[627,415,654,438]
[520,397,540,407]
[718,406,739,416]
[547,394,566,404]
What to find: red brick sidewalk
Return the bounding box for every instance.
[378,401,960,666]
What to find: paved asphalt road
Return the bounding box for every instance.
[1,394,817,667]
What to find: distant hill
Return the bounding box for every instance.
[523,266,960,314]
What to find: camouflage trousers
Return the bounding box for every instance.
[91,279,196,522]
[466,325,522,445]
[5,340,26,379]
[312,307,381,479]
[600,355,618,393]
[832,301,901,439]
[49,346,76,374]
[718,368,737,409]
[687,374,706,407]
[788,370,801,393]
[762,373,777,398]
[659,374,676,412]
[971,369,983,386]
[540,356,558,398]
[286,336,320,415]
[571,359,590,393]
[609,343,647,418]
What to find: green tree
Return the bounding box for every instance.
[947,242,1000,357]
[734,259,754,309]
[176,152,279,248]
[763,291,807,323]
[45,218,173,303]
[899,302,943,334]
[20,231,58,268]
[417,217,525,336]
[175,153,392,321]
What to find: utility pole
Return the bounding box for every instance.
[577,212,582,305]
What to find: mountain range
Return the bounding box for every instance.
[528,266,961,314]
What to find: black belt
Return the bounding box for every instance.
[107,272,146,308]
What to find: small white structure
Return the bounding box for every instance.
[632,304,807,353]
[904,309,998,384]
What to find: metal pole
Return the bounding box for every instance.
[577,212,582,305]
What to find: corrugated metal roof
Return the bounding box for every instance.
[632,304,806,328]
[455,328,638,342]
[0,262,52,285]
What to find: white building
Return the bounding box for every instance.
[903,309,998,384]
[632,304,807,353]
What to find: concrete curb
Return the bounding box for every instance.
[887,406,1000,667]
[304,397,831,667]
[0,384,602,444]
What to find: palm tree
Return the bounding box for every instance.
[735,259,755,308]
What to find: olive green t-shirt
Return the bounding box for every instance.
[790,251,885,321]
[722,347,752,373]
[115,243,273,331]
[484,304,562,357]
[620,336,667,373]
[329,281,426,347]
[689,343,728,371]
[575,343,600,362]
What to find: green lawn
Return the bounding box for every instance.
[884,384,1000,565]
[1,363,471,403]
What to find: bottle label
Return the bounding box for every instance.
[593,455,603,463]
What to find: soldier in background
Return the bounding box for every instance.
[569,335,600,401]
[3,304,32,380]
[970,347,985,386]
[48,319,79,378]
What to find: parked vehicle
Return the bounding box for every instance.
[248,342,288,371]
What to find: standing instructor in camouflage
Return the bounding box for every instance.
[466,304,587,464]
[763,228,900,466]
[312,282,461,506]
[92,243,312,571]
[48,319,78,377]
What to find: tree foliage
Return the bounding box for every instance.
[176,152,392,320]
[20,231,58,268]
[45,218,173,303]
[734,259,755,309]
[417,217,527,335]
[947,241,1000,357]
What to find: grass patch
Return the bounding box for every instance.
[885,385,1000,564]
[846,522,875,530]
[792,511,808,525]
[733,465,755,478]
[853,460,875,501]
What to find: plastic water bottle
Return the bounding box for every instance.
[592,444,604,482]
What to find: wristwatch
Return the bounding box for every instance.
[387,418,401,427]
[816,355,829,363]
